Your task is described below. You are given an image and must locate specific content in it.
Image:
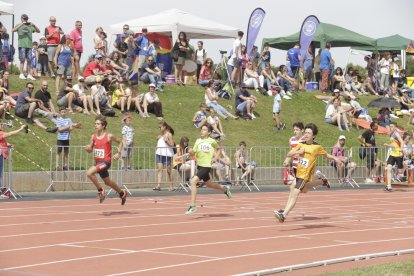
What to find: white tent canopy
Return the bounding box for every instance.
[0,1,13,15]
[109,9,238,41]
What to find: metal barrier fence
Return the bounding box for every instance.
[0,149,20,199]
[46,144,395,193]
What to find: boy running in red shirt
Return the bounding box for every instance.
[85,115,127,205]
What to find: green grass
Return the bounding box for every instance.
[6,75,414,171]
[322,258,414,275]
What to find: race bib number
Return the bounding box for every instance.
[94,149,105,159]
[198,143,212,152]
[298,158,309,168]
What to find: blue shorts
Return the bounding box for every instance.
[236,101,248,113]
[156,154,172,166]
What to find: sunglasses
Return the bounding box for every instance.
[27,87,34,90]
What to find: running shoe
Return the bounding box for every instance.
[185,205,198,215]
[380,177,385,183]
[224,186,232,199]
[384,186,393,192]
[98,189,106,203]
[120,190,127,205]
[315,170,330,188]
[373,176,379,183]
[273,210,285,223]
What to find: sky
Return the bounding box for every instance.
[2,0,413,69]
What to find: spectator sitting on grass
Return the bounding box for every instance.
[192,102,207,128]
[142,83,163,120]
[56,76,83,113]
[198,58,214,87]
[140,56,164,92]
[235,82,257,119]
[205,79,238,120]
[325,98,349,131]
[15,82,57,133]
[34,80,58,124]
[207,107,225,139]
[111,80,132,114]
[91,77,111,115]
[73,76,94,115]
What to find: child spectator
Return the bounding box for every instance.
[121,114,134,170]
[192,103,207,128]
[30,41,39,77]
[272,86,285,131]
[37,36,49,76]
[55,106,80,170]
[259,42,270,70]
[207,107,225,139]
[1,33,12,71]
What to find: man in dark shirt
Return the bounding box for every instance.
[235,83,257,119]
[358,121,381,183]
[15,82,57,133]
[140,56,163,92]
[34,80,57,124]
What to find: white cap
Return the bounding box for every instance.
[333,89,340,93]
[339,135,346,140]
[149,83,156,88]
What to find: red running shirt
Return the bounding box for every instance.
[92,132,112,163]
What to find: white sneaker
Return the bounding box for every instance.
[27,75,36,81]
[287,91,293,96]
[365,178,375,184]
[390,114,399,119]
[19,74,26,80]
[249,113,256,119]
[283,95,292,100]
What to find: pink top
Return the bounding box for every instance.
[0,131,9,159]
[70,28,83,53]
[199,65,212,81]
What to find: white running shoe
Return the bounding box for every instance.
[19,74,26,80]
[27,75,36,81]
[249,113,256,119]
[287,91,293,96]
[283,95,292,100]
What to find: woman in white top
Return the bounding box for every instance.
[243,61,260,92]
[204,80,238,119]
[154,121,175,191]
[325,98,349,131]
[195,41,207,81]
[73,77,94,114]
[379,52,392,91]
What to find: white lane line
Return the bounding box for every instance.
[1,233,413,273]
[106,237,414,276]
[1,217,413,254]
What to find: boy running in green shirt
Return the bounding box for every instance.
[185,125,232,215]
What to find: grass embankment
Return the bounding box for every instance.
[6,76,413,171]
[324,258,414,275]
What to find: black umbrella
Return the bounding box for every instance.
[367,97,400,108]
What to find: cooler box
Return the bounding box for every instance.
[306,82,319,91]
[407,77,414,88]
[165,75,175,84]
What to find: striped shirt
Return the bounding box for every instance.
[289,136,305,167]
[56,117,73,141]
